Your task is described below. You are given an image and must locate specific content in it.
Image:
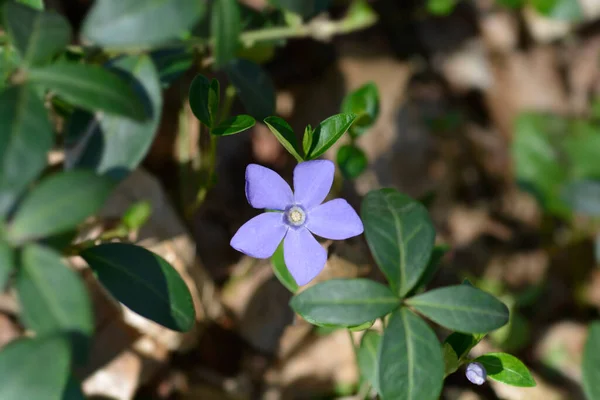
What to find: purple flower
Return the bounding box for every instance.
[230,160,364,286]
[466,362,487,385]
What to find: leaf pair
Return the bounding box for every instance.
[265,113,357,162]
[189,73,255,136]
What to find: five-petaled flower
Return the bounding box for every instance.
[230,160,364,286]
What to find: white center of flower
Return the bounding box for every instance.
[285,205,306,227]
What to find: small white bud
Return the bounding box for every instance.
[466,362,487,385]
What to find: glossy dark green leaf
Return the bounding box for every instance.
[583,322,600,399]
[406,285,509,333]
[0,239,13,291]
[3,1,71,66]
[268,0,330,18]
[211,0,240,68]
[475,352,536,387]
[189,74,220,128]
[264,116,303,161]
[336,144,367,179]
[17,244,93,363]
[82,0,205,49]
[378,308,444,400]
[444,332,481,361]
[80,242,196,332]
[289,278,399,327]
[357,330,381,392]
[562,179,600,217]
[4,2,71,65]
[211,114,255,136]
[0,335,71,400]
[69,55,162,180]
[150,47,195,87]
[271,242,298,293]
[305,113,356,160]
[0,85,53,216]
[8,170,115,242]
[361,188,436,296]
[28,63,147,120]
[341,82,379,137]
[226,59,275,120]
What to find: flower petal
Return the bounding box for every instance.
[284,228,327,286]
[245,164,293,210]
[293,160,334,209]
[307,199,364,240]
[230,212,287,258]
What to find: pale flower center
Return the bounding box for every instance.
[285,205,306,227]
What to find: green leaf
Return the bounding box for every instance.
[406,285,509,333]
[336,144,367,179]
[475,352,536,387]
[357,330,381,392]
[28,63,148,120]
[16,0,44,10]
[341,82,379,137]
[305,113,356,160]
[302,124,314,156]
[150,46,195,87]
[564,121,600,180]
[361,188,436,296]
[8,170,115,243]
[0,335,71,400]
[0,85,53,216]
[82,0,205,49]
[0,239,13,291]
[0,46,20,91]
[289,278,400,327]
[442,342,459,376]
[3,1,71,66]
[264,116,303,161]
[531,0,582,21]
[189,74,220,128]
[211,114,255,136]
[378,308,444,400]
[561,179,600,217]
[121,201,152,231]
[211,0,241,69]
[426,0,457,15]
[80,242,196,332]
[68,55,162,180]
[583,322,600,400]
[443,332,482,361]
[226,59,275,120]
[62,375,85,400]
[271,242,298,293]
[17,244,93,364]
[410,244,449,295]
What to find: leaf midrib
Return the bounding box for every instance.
[299,297,400,306]
[407,299,506,318]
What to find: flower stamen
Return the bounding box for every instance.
[285,205,306,227]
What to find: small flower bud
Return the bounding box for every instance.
[466,362,487,385]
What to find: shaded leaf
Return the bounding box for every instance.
[226,59,275,120]
[0,239,13,291]
[443,342,459,376]
[150,46,195,86]
[410,244,449,295]
[82,0,205,49]
[211,114,255,136]
[80,242,196,332]
[8,170,115,243]
[475,352,536,387]
[17,244,93,364]
[584,322,600,400]
[444,332,482,361]
[271,242,298,293]
[0,335,71,400]
[357,330,381,392]
[407,285,509,334]
[378,308,444,400]
[28,63,147,120]
[264,116,303,161]
[211,0,241,68]
[289,278,399,327]
[3,1,71,65]
[361,188,436,296]
[341,82,379,137]
[336,144,367,179]
[0,85,53,216]
[68,55,162,180]
[189,74,220,128]
[305,113,356,160]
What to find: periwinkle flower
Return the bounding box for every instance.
[466,362,487,385]
[230,160,364,285]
